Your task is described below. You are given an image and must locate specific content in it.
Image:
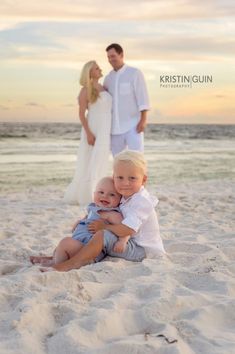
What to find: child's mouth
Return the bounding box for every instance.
[100,200,109,206]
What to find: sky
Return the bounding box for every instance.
[0,0,235,124]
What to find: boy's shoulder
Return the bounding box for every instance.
[87,203,100,213]
[88,202,96,208]
[123,187,158,208]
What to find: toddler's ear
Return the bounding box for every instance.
[143,175,147,185]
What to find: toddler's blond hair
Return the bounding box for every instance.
[113,150,147,175]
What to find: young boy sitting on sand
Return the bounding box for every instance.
[37,150,165,272]
[30,177,130,267]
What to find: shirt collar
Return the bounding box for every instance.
[120,186,145,205]
[120,186,158,207]
[113,64,127,75]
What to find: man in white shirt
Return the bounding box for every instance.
[104,43,150,156]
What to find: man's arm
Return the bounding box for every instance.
[103,74,109,90]
[134,69,150,133]
[137,110,147,133]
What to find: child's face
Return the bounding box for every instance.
[94,180,121,208]
[113,161,147,199]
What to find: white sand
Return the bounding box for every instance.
[0,180,235,354]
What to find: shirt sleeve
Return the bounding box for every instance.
[121,196,154,232]
[133,69,150,112]
[103,75,109,90]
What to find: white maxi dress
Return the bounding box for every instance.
[64,91,112,206]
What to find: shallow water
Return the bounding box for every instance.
[1,134,234,191]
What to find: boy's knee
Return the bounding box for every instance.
[93,230,104,239]
[92,230,104,245]
[59,236,73,247]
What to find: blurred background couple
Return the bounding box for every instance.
[64,43,150,206]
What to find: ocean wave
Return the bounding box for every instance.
[0,122,235,140]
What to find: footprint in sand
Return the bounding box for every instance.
[50,304,77,328]
[168,242,212,254]
[0,292,23,314]
[0,230,15,239]
[174,271,228,294]
[0,263,23,276]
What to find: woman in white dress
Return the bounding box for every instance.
[64,61,112,205]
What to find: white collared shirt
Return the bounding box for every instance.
[120,186,165,257]
[104,65,150,135]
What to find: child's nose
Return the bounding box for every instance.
[123,179,130,186]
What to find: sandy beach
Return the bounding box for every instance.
[0,178,234,353]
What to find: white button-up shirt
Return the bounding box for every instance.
[104,65,150,135]
[120,186,165,257]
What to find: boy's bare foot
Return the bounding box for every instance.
[30,256,53,265]
[40,259,55,267]
[39,267,55,273]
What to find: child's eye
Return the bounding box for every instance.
[99,191,104,194]
[130,177,136,180]
[116,176,123,180]
[110,193,115,197]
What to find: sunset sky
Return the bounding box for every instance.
[0,0,234,124]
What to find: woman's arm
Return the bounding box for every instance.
[78,88,96,145]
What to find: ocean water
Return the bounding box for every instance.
[0,123,235,192]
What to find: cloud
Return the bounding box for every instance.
[127,36,235,61]
[0,19,234,66]
[215,94,226,98]
[26,102,45,108]
[62,103,74,107]
[0,105,10,110]
[0,0,234,23]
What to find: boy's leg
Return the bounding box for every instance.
[46,231,105,272]
[53,237,84,264]
[103,231,146,262]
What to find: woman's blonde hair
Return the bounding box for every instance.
[113,150,147,175]
[79,60,99,103]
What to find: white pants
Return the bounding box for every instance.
[111,126,144,156]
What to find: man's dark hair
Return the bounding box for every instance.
[106,43,123,54]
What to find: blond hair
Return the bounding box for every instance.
[113,150,147,175]
[95,176,115,190]
[79,60,99,103]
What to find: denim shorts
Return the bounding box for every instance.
[96,230,146,262]
[72,232,93,245]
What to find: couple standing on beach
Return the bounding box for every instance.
[64,43,150,206]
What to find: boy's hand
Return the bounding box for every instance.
[113,240,127,253]
[88,219,106,233]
